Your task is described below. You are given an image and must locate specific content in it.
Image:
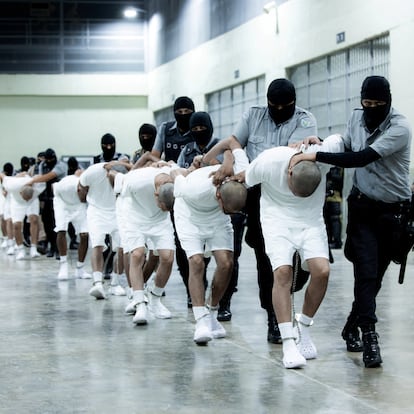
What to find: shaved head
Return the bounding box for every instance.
[289,160,321,197]
[21,185,34,201]
[158,182,175,211]
[219,181,247,213]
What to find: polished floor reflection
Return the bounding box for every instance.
[1,242,413,413]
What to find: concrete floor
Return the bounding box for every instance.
[1,242,413,414]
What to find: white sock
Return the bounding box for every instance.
[298,313,313,326]
[206,306,219,321]
[110,273,120,286]
[60,256,67,263]
[297,314,313,338]
[133,290,145,303]
[151,285,164,297]
[92,271,103,284]
[193,306,209,321]
[279,322,295,340]
[76,261,84,268]
[206,303,219,311]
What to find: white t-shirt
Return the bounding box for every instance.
[3,175,45,206]
[174,148,249,225]
[121,166,172,226]
[245,134,344,228]
[79,163,116,211]
[53,175,81,206]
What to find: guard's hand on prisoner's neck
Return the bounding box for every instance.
[288,152,316,171]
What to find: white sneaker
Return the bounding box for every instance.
[30,246,40,258]
[297,335,318,360]
[149,294,172,319]
[132,302,148,325]
[7,245,15,255]
[193,315,213,345]
[89,282,107,299]
[1,239,8,249]
[210,315,226,339]
[282,340,307,369]
[16,249,25,260]
[109,284,126,296]
[58,262,69,280]
[125,300,138,315]
[75,267,92,279]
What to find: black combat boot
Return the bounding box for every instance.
[362,326,382,368]
[267,310,282,344]
[342,313,363,352]
[217,302,232,322]
[341,326,363,352]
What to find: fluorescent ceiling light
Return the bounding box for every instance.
[124,7,138,19]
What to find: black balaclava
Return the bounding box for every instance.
[173,96,195,132]
[189,111,213,147]
[3,162,14,176]
[101,133,116,161]
[44,148,57,169]
[361,76,391,132]
[267,78,296,125]
[67,156,79,175]
[139,123,157,151]
[20,156,30,172]
[37,152,45,164]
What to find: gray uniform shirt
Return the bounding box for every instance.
[233,105,317,161]
[39,160,67,180]
[344,108,412,203]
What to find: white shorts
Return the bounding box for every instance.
[54,197,88,233]
[87,205,119,250]
[124,218,175,253]
[174,212,233,258]
[10,197,39,222]
[263,223,328,271]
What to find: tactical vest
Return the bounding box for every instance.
[93,152,123,164]
[181,138,220,168]
[164,121,194,162]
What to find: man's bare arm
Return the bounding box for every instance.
[202,135,242,166]
[132,152,161,169]
[77,182,89,203]
[28,170,57,184]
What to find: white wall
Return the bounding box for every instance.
[0,74,151,167]
[1,0,414,175]
[147,13,280,112]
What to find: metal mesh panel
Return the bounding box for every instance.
[289,35,389,136]
[206,75,266,139]
[154,106,173,129]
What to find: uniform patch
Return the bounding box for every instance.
[301,119,314,128]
